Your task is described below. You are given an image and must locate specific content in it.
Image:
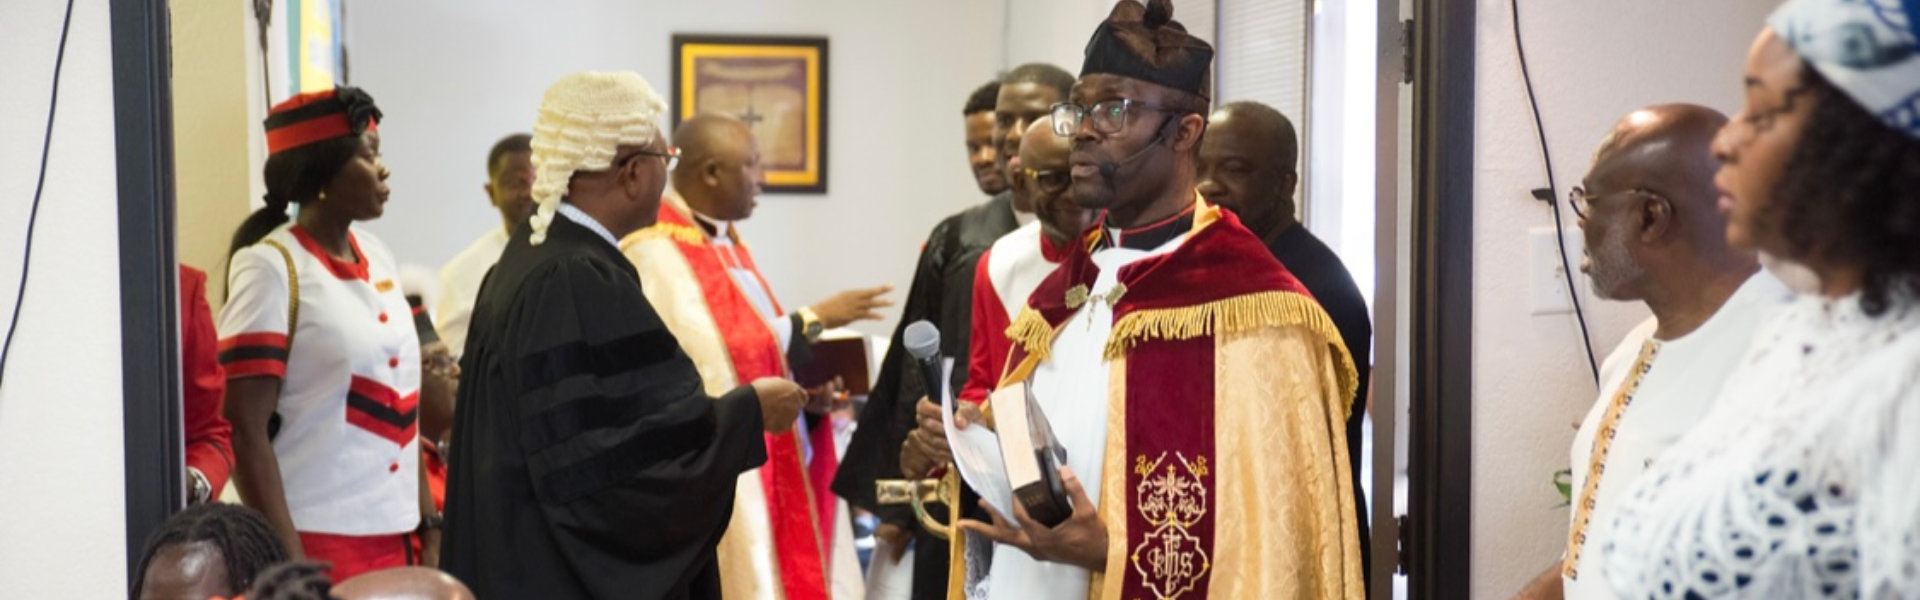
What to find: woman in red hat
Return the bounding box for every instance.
[216,86,432,582]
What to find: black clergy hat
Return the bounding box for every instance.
[1080,0,1214,100]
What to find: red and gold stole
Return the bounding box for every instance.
[652,205,834,600]
[981,200,1358,599]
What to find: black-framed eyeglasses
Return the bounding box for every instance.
[615,146,681,169]
[1021,167,1071,193]
[1050,99,1187,137]
[1568,185,1661,220]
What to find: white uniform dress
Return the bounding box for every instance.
[1601,288,1920,599]
[1560,272,1789,599]
[218,223,422,536]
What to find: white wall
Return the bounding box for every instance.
[0,0,128,597]
[345,1,1010,336]
[345,1,1214,332]
[1468,0,1772,596]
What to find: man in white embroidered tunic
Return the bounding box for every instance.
[951,1,1365,598]
[1508,104,1790,600]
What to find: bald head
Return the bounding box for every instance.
[1579,103,1752,305]
[672,113,762,220]
[1198,101,1300,235]
[1211,102,1297,176]
[1020,117,1091,240]
[1020,118,1071,166]
[674,113,752,164]
[332,567,475,600]
[1587,104,1727,215]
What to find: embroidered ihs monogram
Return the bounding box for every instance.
[1131,452,1211,599]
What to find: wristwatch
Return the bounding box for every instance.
[419,512,445,531]
[188,467,211,504]
[797,307,826,341]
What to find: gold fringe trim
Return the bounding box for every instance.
[1103,291,1360,403]
[619,221,705,249]
[1004,306,1057,364]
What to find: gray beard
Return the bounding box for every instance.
[1587,226,1643,301]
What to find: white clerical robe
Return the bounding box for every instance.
[982,232,1185,600]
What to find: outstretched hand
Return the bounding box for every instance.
[808,285,895,328]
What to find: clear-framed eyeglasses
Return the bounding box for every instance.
[1567,185,1661,220]
[1050,99,1186,137]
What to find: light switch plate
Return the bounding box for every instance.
[1530,227,1586,315]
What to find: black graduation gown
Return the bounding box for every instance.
[1261,222,1376,588]
[831,192,1018,598]
[441,213,767,600]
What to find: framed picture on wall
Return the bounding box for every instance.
[672,35,830,194]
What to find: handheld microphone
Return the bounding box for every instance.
[902,320,947,410]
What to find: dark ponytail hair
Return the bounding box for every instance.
[228,135,364,257]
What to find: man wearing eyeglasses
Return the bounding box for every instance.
[944,115,1087,414]
[834,65,1075,600]
[1507,104,1789,600]
[948,1,1366,598]
[619,112,890,600]
[1198,100,1376,591]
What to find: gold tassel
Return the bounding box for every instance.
[1103,291,1360,403]
[1004,307,1056,364]
[619,222,705,249]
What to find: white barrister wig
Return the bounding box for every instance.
[527,71,667,245]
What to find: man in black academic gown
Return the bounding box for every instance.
[833,64,1076,599]
[1198,100,1376,589]
[441,71,807,600]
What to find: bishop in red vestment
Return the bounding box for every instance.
[623,114,890,600]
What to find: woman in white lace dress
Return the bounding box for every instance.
[1599,0,1920,598]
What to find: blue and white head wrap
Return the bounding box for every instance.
[1769,0,1920,139]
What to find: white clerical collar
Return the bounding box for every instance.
[1013,207,1036,227]
[556,202,618,247]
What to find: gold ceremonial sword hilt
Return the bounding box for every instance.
[875,471,957,540]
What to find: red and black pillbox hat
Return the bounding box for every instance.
[263,86,383,156]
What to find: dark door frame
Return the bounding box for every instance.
[1407,0,1474,597]
[112,0,181,580]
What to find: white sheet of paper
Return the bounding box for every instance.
[942,360,1017,523]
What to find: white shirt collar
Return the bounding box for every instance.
[555,202,619,247]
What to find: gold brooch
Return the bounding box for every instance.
[1065,284,1090,309]
[1065,283,1128,310]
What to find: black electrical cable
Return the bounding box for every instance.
[0,0,79,388]
[1510,0,1601,387]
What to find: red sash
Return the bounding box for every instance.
[655,206,833,600]
[997,205,1347,599]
